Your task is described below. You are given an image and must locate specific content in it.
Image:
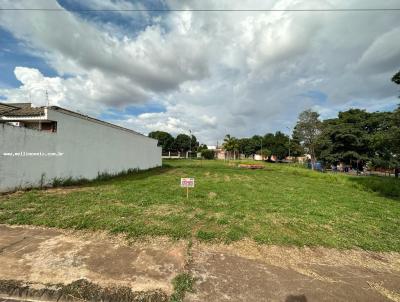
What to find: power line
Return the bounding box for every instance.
[0,8,400,12]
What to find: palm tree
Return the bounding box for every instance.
[223,134,239,160]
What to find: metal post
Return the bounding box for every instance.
[189,129,192,160]
[286,127,291,160]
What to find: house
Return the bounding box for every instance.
[0,103,161,192]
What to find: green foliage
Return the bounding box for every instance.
[201,149,215,159]
[177,133,197,153]
[256,149,271,158]
[197,144,208,152]
[316,108,399,168]
[223,132,302,160]
[52,176,89,187]
[223,134,239,152]
[263,131,291,159]
[149,131,175,153]
[51,169,139,188]
[149,131,199,153]
[170,273,195,302]
[392,70,400,85]
[293,109,322,164]
[197,230,217,241]
[238,138,257,157]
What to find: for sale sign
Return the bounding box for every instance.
[181,178,195,188]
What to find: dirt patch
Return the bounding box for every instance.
[186,240,400,302]
[192,239,400,273]
[42,186,99,195]
[368,282,400,302]
[0,225,186,296]
[208,192,217,199]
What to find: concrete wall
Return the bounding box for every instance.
[0,109,161,192]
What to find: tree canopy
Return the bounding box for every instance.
[148,131,199,153]
[148,131,174,153]
[293,110,322,165]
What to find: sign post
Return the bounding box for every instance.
[180,178,195,199]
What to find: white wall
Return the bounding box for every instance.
[0,109,161,192]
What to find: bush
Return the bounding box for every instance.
[201,149,215,160]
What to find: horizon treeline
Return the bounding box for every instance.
[149,71,400,168]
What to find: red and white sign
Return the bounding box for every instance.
[181,178,195,188]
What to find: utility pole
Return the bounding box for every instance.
[260,139,263,160]
[189,129,192,160]
[45,90,49,106]
[286,126,291,159]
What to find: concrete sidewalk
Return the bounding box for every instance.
[0,225,399,302]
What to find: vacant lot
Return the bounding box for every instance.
[0,160,399,251]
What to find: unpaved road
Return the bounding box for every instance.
[0,225,399,302]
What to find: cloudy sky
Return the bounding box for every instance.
[0,0,399,144]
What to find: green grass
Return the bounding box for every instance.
[170,273,195,302]
[0,160,399,251]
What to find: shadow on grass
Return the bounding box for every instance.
[0,165,175,195]
[347,175,400,201]
[66,164,174,187]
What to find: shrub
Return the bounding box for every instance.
[201,149,215,160]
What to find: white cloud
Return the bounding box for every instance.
[0,0,399,144]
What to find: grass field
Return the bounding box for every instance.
[0,160,399,251]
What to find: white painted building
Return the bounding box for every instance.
[0,103,161,192]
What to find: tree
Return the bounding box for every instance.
[392,71,400,85]
[223,134,239,160]
[257,148,272,158]
[319,109,371,165]
[175,134,192,153]
[293,110,322,168]
[238,138,257,157]
[148,131,174,153]
[190,134,199,152]
[198,144,208,152]
[201,149,215,159]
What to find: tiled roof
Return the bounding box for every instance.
[0,103,19,115]
[1,106,45,117]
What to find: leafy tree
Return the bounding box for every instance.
[317,111,362,166]
[238,138,257,157]
[148,131,174,153]
[392,71,400,85]
[293,110,322,168]
[190,134,200,152]
[289,132,305,157]
[201,149,215,159]
[198,144,208,152]
[315,108,399,169]
[272,131,289,159]
[175,134,192,153]
[257,148,272,158]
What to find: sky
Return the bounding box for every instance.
[0,0,399,145]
